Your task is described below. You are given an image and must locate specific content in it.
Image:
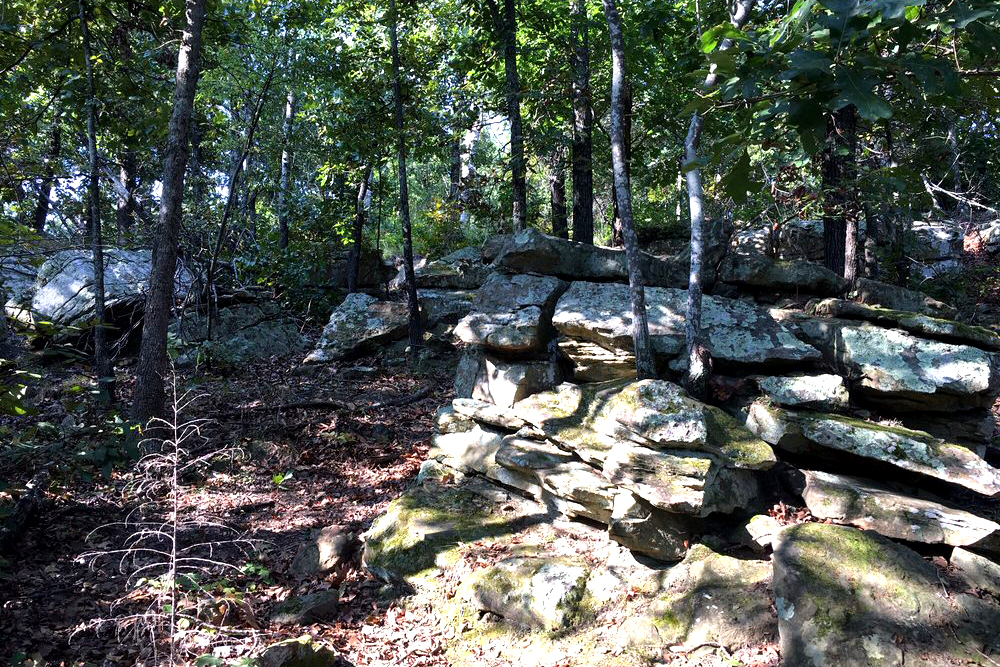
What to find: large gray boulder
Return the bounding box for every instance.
[797,317,999,411]
[416,288,476,324]
[392,246,492,290]
[453,352,561,408]
[809,297,1000,351]
[755,374,849,410]
[23,248,193,329]
[773,522,999,667]
[747,401,1000,497]
[801,470,1000,551]
[1,255,37,314]
[552,282,821,372]
[303,293,409,363]
[719,253,848,296]
[454,272,567,354]
[170,301,306,366]
[849,277,957,319]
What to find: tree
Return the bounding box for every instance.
[389,0,423,351]
[78,0,114,403]
[569,0,594,245]
[601,0,654,379]
[277,87,295,250]
[32,117,60,235]
[347,165,373,293]
[132,0,206,421]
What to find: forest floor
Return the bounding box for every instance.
[0,335,464,667]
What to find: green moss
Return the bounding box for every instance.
[704,406,776,470]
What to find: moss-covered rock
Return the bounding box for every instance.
[607,490,691,561]
[620,543,775,654]
[465,555,590,632]
[256,636,346,667]
[772,522,998,667]
[269,590,341,626]
[754,373,849,411]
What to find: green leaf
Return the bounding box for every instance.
[720,150,762,204]
[781,49,833,79]
[832,67,892,119]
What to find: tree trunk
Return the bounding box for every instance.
[132,0,206,422]
[946,118,969,223]
[602,0,654,379]
[115,149,138,234]
[682,0,756,398]
[32,118,60,235]
[347,165,373,294]
[389,0,423,351]
[458,120,481,224]
[79,0,114,403]
[500,0,526,231]
[569,0,593,244]
[548,150,568,239]
[821,104,858,279]
[610,80,632,248]
[277,88,295,249]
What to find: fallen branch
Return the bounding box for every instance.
[217,385,432,418]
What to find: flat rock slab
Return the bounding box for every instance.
[802,470,1000,550]
[451,397,526,431]
[608,490,691,561]
[304,293,409,363]
[417,288,477,324]
[466,555,590,631]
[850,277,957,319]
[429,424,505,475]
[747,401,1000,497]
[552,281,820,370]
[719,253,848,296]
[797,317,1000,411]
[773,522,998,667]
[809,298,1000,351]
[755,374,849,410]
[454,272,567,354]
[951,548,1000,596]
[557,338,635,382]
[621,544,775,653]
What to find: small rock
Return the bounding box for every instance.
[256,636,345,667]
[269,590,341,626]
[467,556,589,631]
[289,525,359,580]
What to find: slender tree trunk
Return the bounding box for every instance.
[946,118,969,223]
[33,118,60,235]
[277,88,295,249]
[79,0,114,403]
[548,149,568,238]
[458,120,481,224]
[449,134,462,201]
[132,0,206,421]
[682,0,756,398]
[115,149,138,234]
[347,165,373,293]
[610,81,632,248]
[569,0,593,244]
[821,104,858,279]
[488,0,527,232]
[389,0,423,351]
[189,112,205,212]
[602,0,654,379]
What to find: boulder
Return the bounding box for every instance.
[0,256,37,313]
[849,277,957,319]
[289,525,359,580]
[719,253,848,296]
[809,298,1000,351]
[269,590,341,626]
[951,548,1000,596]
[801,470,1000,551]
[451,397,526,431]
[552,281,820,371]
[621,544,775,653]
[557,338,634,382]
[755,374,849,410]
[469,356,561,408]
[23,248,193,329]
[731,219,824,262]
[170,301,306,366]
[256,637,346,667]
[454,272,567,354]
[417,288,476,324]
[772,522,998,667]
[607,491,691,561]
[908,219,963,279]
[429,424,505,475]
[744,514,782,551]
[492,228,689,287]
[454,348,482,397]
[797,317,999,411]
[397,247,491,289]
[495,437,616,522]
[433,405,475,434]
[514,380,777,471]
[747,401,1000,497]
[466,555,589,631]
[303,293,409,363]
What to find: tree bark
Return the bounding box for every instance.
[548,149,568,239]
[821,104,858,279]
[79,0,114,403]
[277,87,295,249]
[610,80,631,248]
[32,117,60,235]
[115,149,138,233]
[132,0,206,422]
[602,0,654,379]
[569,0,593,244]
[389,0,423,351]
[682,0,756,398]
[347,165,373,294]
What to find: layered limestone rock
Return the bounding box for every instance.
[607,491,691,561]
[797,317,999,411]
[454,272,567,354]
[429,424,506,475]
[556,339,634,382]
[453,351,561,408]
[747,401,1000,497]
[755,374,849,410]
[552,281,820,372]
[719,252,848,296]
[801,470,1000,551]
[809,297,1000,351]
[849,277,957,319]
[304,293,409,363]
